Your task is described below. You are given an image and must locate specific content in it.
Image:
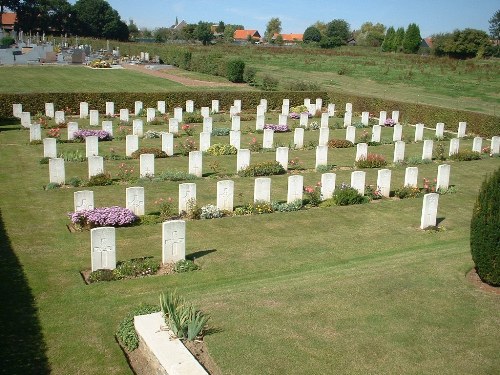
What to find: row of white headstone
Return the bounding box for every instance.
[90,220,186,272]
[74,164,452,217]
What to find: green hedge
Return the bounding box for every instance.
[1,90,498,137]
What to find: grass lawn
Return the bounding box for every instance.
[0,109,499,374]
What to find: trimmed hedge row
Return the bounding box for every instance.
[1,90,498,137]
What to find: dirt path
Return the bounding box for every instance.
[123,64,244,88]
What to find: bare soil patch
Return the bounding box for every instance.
[466,268,500,295]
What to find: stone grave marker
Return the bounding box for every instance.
[316,98,323,111]
[45,103,55,118]
[351,171,366,196]
[300,113,309,127]
[346,126,356,144]
[186,100,194,113]
[491,136,500,154]
[377,169,392,197]
[287,175,303,203]
[133,119,144,138]
[74,190,94,212]
[371,125,381,143]
[457,122,466,138]
[169,118,179,134]
[203,117,213,133]
[304,98,311,107]
[126,187,145,216]
[120,109,129,122]
[294,128,304,149]
[254,178,271,203]
[283,98,290,107]
[435,123,444,138]
[392,111,400,123]
[89,110,99,126]
[211,100,219,113]
[80,102,89,118]
[231,116,241,131]
[279,114,288,126]
[393,141,405,163]
[201,107,210,118]
[91,227,116,271]
[378,111,387,125]
[414,123,424,142]
[179,183,196,214]
[105,102,114,116]
[43,138,57,158]
[263,129,274,149]
[21,112,31,128]
[345,103,352,113]
[217,180,234,211]
[146,108,156,122]
[393,124,403,142]
[355,143,368,161]
[437,164,451,190]
[54,111,65,125]
[189,151,203,177]
[260,98,267,112]
[321,173,336,200]
[420,193,439,229]
[126,135,139,157]
[230,130,241,149]
[102,121,113,136]
[135,101,143,116]
[422,140,433,160]
[30,124,41,142]
[256,115,265,131]
[49,158,65,184]
[174,107,183,122]
[237,149,250,172]
[85,136,99,157]
[257,104,266,117]
[472,137,482,153]
[229,106,238,117]
[199,132,211,152]
[328,103,335,117]
[361,112,369,126]
[315,145,328,170]
[404,167,419,188]
[343,111,352,127]
[281,104,290,116]
[319,128,329,147]
[448,138,459,156]
[13,103,22,118]
[276,147,289,171]
[140,154,155,178]
[67,122,78,140]
[161,132,174,156]
[162,220,186,264]
[234,99,242,113]
[158,101,166,114]
[88,156,104,178]
[320,113,329,128]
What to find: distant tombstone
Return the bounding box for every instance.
[20,112,31,128]
[67,122,78,140]
[404,167,419,188]
[350,171,366,196]
[30,124,42,142]
[105,102,114,116]
[91,227,116,271]
[120,109,129,122]
[420,193,439,229]
[355,143,368,161]
[371,125,381,143]
[80,102,89,119]
[161,132,174,156]
[174,107,183,122]
[457,122,466,138]
[203,117,213,133]
[279,114,288,126]
[201,107,210,118]
[300,113,308,127]
[315,145,328,170]
[393,141,405,163]
[189,151,203,177]
[49,158,65,184]
[54,111,65,125]
[254,177,271,203]
[125,135,139,157]
[211,100,219,113]
[377,169,392,197]
[343,111,352,127]
[85,136,99,157]
[318,128,329,146]
[237,149,250,172]
[139,154,155,178]
[321,173,336,200]
[448,138,459,156]
[422,140,433,160]
[263,129,274,149]
[13,103,22,118]
[392,111,400,123]
[320,113,329,128]
[491,136,500,154]
[256,115,265,131]
[308,104,317,115]
[259,99,267,112]
[304,98,311,107]
[89,110,99,126]
[287,175,303,204]
[231,116,241,131]
[74,190,94,212]
[88,156,104,178]
[276,147,289,171]
[282,98,290,107]
[414,123,424,142]
[361,112,369,126]
[315,98,323,111]
[229,130,241,149]
[157,101,166,114]
[393,124,403,142]
[281,104,290,116]
[294,128,304,149]
[162,220,186,264]
[346,126,356,144]
[186,100,194,113]
[43,138,57,158]
[229,105,238,117]
[327,103,335,117]
[217,180,234,211]
[437,164,451,190]
[178,183,196,213]
[345,103,352,113]
[135,101,143,116]
[146,108,156,122]
[472,137,482,153]
[72,49,85,64]
[144,52,150,61]
[126,187,145,216]
[435,123,445,138]
[378,111,387,125]
[199,132,211,152]
[133,119,144,138]
[45,103,55,118]
[168,118,179,134]
[101,121,113,136]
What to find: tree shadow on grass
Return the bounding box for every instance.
[0,209,51,374]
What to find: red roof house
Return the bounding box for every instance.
[1,13,16,31]
[233,29,261,43]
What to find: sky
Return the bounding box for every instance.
[78,0,498,37]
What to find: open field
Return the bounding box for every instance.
[0,109,499,374]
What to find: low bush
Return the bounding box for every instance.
[114,257,161,279]
[59,149,86,162]
[73,129,112,141]
[177,138,198,156]
[260,74,279,91]
[68,206,138,228]
[131,147,167,159]
[183,112,203,124]
[394,185,423,199]
[154,170,198,182]
[328,139,354,148]
[226,59,245,83]
[238,161,286,177]
[88,269,115,283]
[330,184,366,206]
[67,176,83,187]
[271,200,303,212]
[174,259,199,273]
[449,150,482,161]
[243,66,257,85]
[116,304,161,351]
[355,153,388,168]
[199,204,224,219]
[39,157,50,164]
[44,182,60,190]
[211,127,230,136]
[206,143,237,156]
[87,172,113,186]
[144,130,162,138]
[263,124,290,132]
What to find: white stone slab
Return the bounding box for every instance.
[315,145,328,170]
[294,128,304,149]
[161,132,174,156]
[320,113,329,128]
[230,130,241,149]
[168,118,179,134]
[13,103,22,118]
[448,138,459,156]
[200,107,210,118]
[256,115,265,131]
[20,112,31,128]
[202,117,213,133]
[414,123,424,142]
[279,114,288,126]
[120,108,129,122]
[186,100,194,113]
[234,99,242,113]
[54,111,65,125]
[300,113,309,127]
[231,116,241,131]
[179,183,196,214]
[304,98,311,107]
[281,105,289,116]
[315,98,323,111]
[472,137,482,153]
[237,149,250,172]
[102,121,113,136]
[321,173,336,200]
[256,104,266,117]
[287,175,303,204]
[276,147,289,171]
[420,193,439,229]
[393,124,403,142]
[491,136,500,154]
[88,156,104,178]
[135,101,143,116]
[174,107,183,122]
[133,119,144,138]
[361,112,369,126]
[126,187,145,216]
[343,111,352,127]
[393,141,405,163]
[351,171,366,196]
[188,151,203,177]
[67,122,78,140]
[437,164,451,190]
[371,125,381,143]
[355,143,368,162]
[318,128,329,147]
[157,101,166,114]
[162,220,186,264]
[392,111,400,123]
[435,123,445,138]
[91,227,116,271]
[422,140,433,160]
[263,129,274,149]
[146,108,156,122]
[327,103,335,117]
[345,103,352,113]
[217,180,234,211]
[49,158,65,184]
[89,110,99,126]
[85,136,99,157]
[377,169,391,197]
[404,167,419,188]
[30,123,41,142]
[80,102,89,119]
[126,135,139,157]
[140,153,155,178]
[105,101,114,116]
[74,190,94,212]
[346,126,356,144]
[211,100,219,113]
[45,102,55,118]
[199,132,211,152]
[457,122,466,138]
[378,111,387,126]
[229,105,238,117]
[254,177,271,203]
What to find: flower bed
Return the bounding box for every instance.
[263,124,290,132]
[73,129,112,141]
[384,118,396,127]
[68,206,138,229]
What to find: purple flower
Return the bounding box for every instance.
[384,118,396,127]
[263,124,290,132]
[73,129,113,141]
[68,206,138,227]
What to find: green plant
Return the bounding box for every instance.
[470,168,500,286]
[260,74,279,91]
[114,257,161,279]
[355,154,388,168]
[185,198,201,220]
[0,36,15,47]
[226,59,245,83]
[330,184,366,206]
[271,200,303,212]
[174,259,199,273]
[328,139,354,148]
[243,66,257,85]
[155,197,175,221]
[365,185,383,200]
[394,185,423,199]
[87,173,113,186]
[211,127,230,136]
[30,140,43,145]
[39,157,50,164]
[199,204,224,219]
[68,176,83,187]
[316,164,336,172]
[45,182,60,190]
[177,138,198,156]
[206,144,237,156]
[116,163,136,182]
[59,149,86,162]
[183,112,203,124]
[304,184,322,206]
[238,161,286,177]
[434,142,447,161]
[154,170,198,182]
[88,269,115,283]
[115,304,161,351]
[131,148,167,159]
[248,137,262,152]
[449,150,482,161]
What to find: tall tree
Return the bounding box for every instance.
[393,27,405,52]
[355,22,386,47]
[489,9,500,55]
[325,19,350,46]
[303,26,321,43]
[264,17,281,43]
[73,0,129,40]
[381,26,395,51]
[193,21,214,45]
[432,29,491,59]
[402,23,421,53]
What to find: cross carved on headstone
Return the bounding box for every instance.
[93,238,113,268]
[427,195,437,225]
[129,193,143,211]
[220,187,231,207]
[165,230,184,257]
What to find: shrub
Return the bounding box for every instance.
[330,183,366,206]
[154,170,198,182]
[304,184,322,206]
[59,149,86,162]
[248,137,262,152]
[45,182,60,190]
[243,66,257,85]
[263,124,290,132]
[394,185,422,199]
[284,80,320,91]
[211,127,230,136]
[434,142,447,161]
[116,304,161,351]
[238,201,274,215]
[308,121,321,130]
[316,164,336,173]
[87,172,113,186]
[449,150,482,161]
[328,139,354,148]
[68,176,83,187]
[206,143,237,156]
[260,74,279,91]
[155,197,175,221]
[183,112,203,124]
[470,168,500,286]
[174,259,199,273]
[88,269,115,283]
[384,118,396,127]
[116,163,136,182]
[144,130,162,139]
[238,161,286,177]
[200,204,224,219]
[73,129,112,141]
[177,138,198,156]
[355,154,388,168]
[226,59,245,83]
[113,257,161,279]
[0,36,15,47]
[271,200,303,212]
[131,147,167,159]
[68,206,138,228]
[39,157,50,164]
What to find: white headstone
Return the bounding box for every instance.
[231,116,241,131]
[126,187,145,216]
[435,123,445,138]
[300,113,309,127]
[345,103,352,113]
[30,123,41,142]
[393,124,403,142]
[74,190,94,212]
[199,132,211,152]
[315,98,323,111]
[294,128,304,149]
[105,102,114,116]
[49,158,65,184]
[279,114,288,126]
[188,151,203,177]
[491,136,500,154]
[67,122,78,140]
[263,129,274,149]
[144,52,150,61]
[281,105,290,116]
[321,173,336,200]
[211,100,219,113]
[13,103,22,118]
[202,117,213,133]
[126,135,139,157]
[392,111,400,123]
[140,153,155,178]
[343,111,352,127]
[200,107,210,118]
[472,137,482,153]
[162,220,186,264]
[146,108,156,122]
[378,111,387,126]
[393,141,405,163]
[276,147,289,171]
[422,140,433,160]
[420,193,439,229]
[237,149,250,172]
[186,100,194,113]
[371,125,381,143]
[233,99,242,113]
[355,143,368,162]
[448,138,459,156]
[88,156,104,178]
[350,171,366,196]
[230,130,241,149]
[179,183,196,214]
[315,145,328,170]
[20,112,31,128]
[414,123,424,142]
[377,169,391,197]
[437,164,451,190]
[168,118,179,134]
[161,132,174,156]
[318,128,329,147]
[120,109,129,122]
[91,227,116,271]
[80,102,89,118]
[327,103,335,117]
[174,107,183,122]
[89,110,99,126]
[346,126,356,144]
[45,103,55,118]
[43,138,57,158]
[217,180,234,211]
[256,115,265,131]
[259,99,267,112]
[254,177,271,203]
[256,105,265,117]
[304,98,311,107]
[361,112,369,126]
[135,101,143,116]
[133,119,144,138]
[102,121,113,136]
[287,175,303,204]
[85,136,99,157]
[229,106,238,117]
[158,101,166,114]
[404,167,419,188]
[54,111,65,125]
[320,113,329,128]
[457,122,466,138]
[282,98,290,107]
